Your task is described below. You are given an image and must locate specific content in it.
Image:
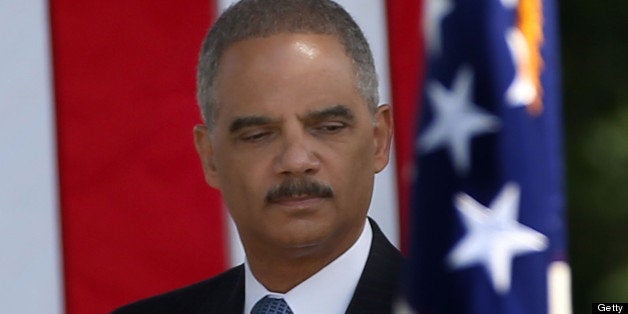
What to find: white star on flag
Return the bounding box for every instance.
[446,183,549,294]
[500,0,519,9]
[425,0,454,55]
[505,27,538,107]
[418,66,500,175]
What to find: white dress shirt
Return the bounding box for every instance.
[244,219,373,314]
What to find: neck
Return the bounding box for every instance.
[245,222,365,293]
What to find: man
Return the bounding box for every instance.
[114,0,401,313]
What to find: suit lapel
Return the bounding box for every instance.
[196,265,245,314]
[346,219,403,314]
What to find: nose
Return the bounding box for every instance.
[273,131,320,176]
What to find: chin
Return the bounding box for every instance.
[275,222,334,252]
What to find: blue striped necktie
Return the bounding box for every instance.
[251,296,294,314]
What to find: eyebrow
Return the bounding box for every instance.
[229,115,278,133]
[304,105,355,123]
[228,105,355,134]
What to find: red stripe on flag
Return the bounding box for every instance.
[50,1,225,313]
[386,0,425,253]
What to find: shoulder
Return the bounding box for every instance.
[346,218,403,313]
[112,265,244,314]
[368,217,403,268]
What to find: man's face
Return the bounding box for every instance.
[194,33,392,259]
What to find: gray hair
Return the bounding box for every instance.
[197,0,379,129]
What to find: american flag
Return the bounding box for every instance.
[403,0,571,313]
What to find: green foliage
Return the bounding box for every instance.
[561,0,628,312]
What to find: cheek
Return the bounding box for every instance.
[327,135,375,197]
[214,149,270,207]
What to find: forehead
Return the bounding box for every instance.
[218,33,353,80]
[220,32,350,68]
[213,33,364,120]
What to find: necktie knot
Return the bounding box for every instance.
[251,296,294,314]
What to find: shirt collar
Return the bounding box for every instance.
[244,219,372,314]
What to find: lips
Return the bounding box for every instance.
[271,194,325,209]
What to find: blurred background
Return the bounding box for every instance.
[560,0,628,311]
[0,0,626,313]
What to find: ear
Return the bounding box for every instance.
[372,104,394,173]
[193,124,220,188]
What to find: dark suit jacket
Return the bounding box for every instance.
[113,219,402,313]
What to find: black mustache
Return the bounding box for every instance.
[265,178,334,203]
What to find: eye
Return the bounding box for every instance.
[314,122,347,134]
[240,130,272,142]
